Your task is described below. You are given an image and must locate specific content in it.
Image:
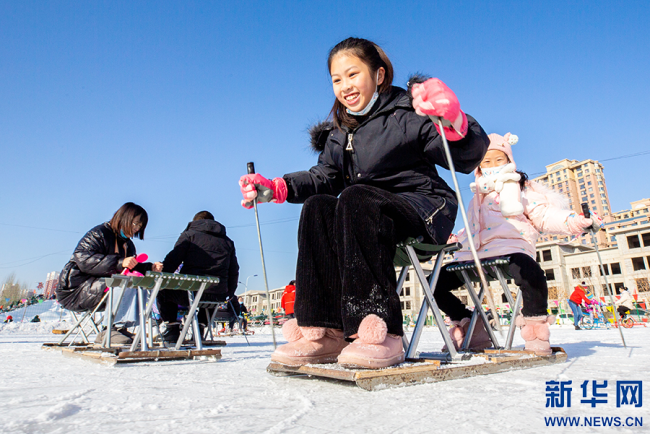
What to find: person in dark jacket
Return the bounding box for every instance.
[157,211,239,342]
[57,202,161,312]
[238,37,489,368]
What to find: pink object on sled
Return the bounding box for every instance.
[121,253,148,276]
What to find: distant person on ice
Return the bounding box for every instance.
[238,37,490,368]
[432,134,603,355]
[615,287,635,319]
[569,281,592,330]
[157,211,239,343]
[56,203,163,343]
[281,280,296,319]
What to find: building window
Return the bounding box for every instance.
[405,287,411,296]
[591,200,596,205]
[571,268,581,279]
[588,187,593,192]
[400,301,405,310]
[582,266,592,277]
[590,194,594,198]
[631,257,646,271]
[642,232,650,247]
[542,250,552,261]
[627,235,641,249]
[536,251,541,262]
[611,263,621,274]
[405,301,411,310]
[545,269,555,280]
[599,264,609,275]
[636,278,650,293]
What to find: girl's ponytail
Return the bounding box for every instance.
[327,37,394,130]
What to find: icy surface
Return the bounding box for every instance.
[1,315,648,433]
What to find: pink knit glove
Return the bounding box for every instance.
[566,213,603,234]
[239,174,288,209]
[411,78,468,141]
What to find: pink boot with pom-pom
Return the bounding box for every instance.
[516,315,555,356]
[441,317,492,352]
[336,314,405,369]
[270,318,348,366]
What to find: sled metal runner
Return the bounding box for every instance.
[267,347,567,391]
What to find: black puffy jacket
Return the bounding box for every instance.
[162,219,239,298]
[57,223,152,312]
[283,83,489,243]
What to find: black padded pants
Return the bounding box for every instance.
[433,252,549,320]
[294,185,440,339]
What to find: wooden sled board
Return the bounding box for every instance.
[51,329,70,334]
[267,347,567,391]
[44,344,221,365]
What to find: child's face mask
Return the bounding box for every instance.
[481,164,507,177]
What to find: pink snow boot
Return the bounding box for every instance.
[337,314,405,369]
[270,318,349,366]
[441,317,493,352]
[516,315,556,356]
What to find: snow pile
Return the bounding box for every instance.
[1,300,74,323]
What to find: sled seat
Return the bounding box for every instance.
[394,237,463,360]
[200,299,250,345]
[447,256,521,350]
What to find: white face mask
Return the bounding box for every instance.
[481,164,507,177]
[346,71,380,116]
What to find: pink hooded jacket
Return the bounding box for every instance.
[454,180,578,261]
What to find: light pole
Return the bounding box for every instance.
[238,274,258,310]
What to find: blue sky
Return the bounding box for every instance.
[1,0,649,292]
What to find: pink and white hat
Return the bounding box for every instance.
[487,132,518,168]
[475,132,519,176]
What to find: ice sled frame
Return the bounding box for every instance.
[42,272,225,365]
[267,239,567,389]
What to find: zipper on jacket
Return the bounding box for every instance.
[346,133,354,152]
[426,197,447,225]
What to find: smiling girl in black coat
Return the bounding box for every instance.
[238,37,489,368]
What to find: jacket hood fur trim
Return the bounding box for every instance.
[308,74,430,153]
[309,121,334,153]
[526,181,571,210]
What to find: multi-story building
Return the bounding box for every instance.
[532,158,611,247]
[240,287,284,314]
[44,271,60,299]
[604,198,650,246]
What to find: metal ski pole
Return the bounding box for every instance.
[429,115,504,336]
[247,162,277,348]
[581,204,626,347]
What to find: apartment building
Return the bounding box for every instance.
[240,287,284,314]
[604,198,650,246]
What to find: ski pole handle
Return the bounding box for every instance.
[247,162,255,175]
[581,203,591,219]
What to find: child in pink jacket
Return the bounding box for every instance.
[433,132,602,355]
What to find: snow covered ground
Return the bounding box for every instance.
[1,314,648,434]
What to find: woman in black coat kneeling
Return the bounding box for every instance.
[57,202,162,313]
